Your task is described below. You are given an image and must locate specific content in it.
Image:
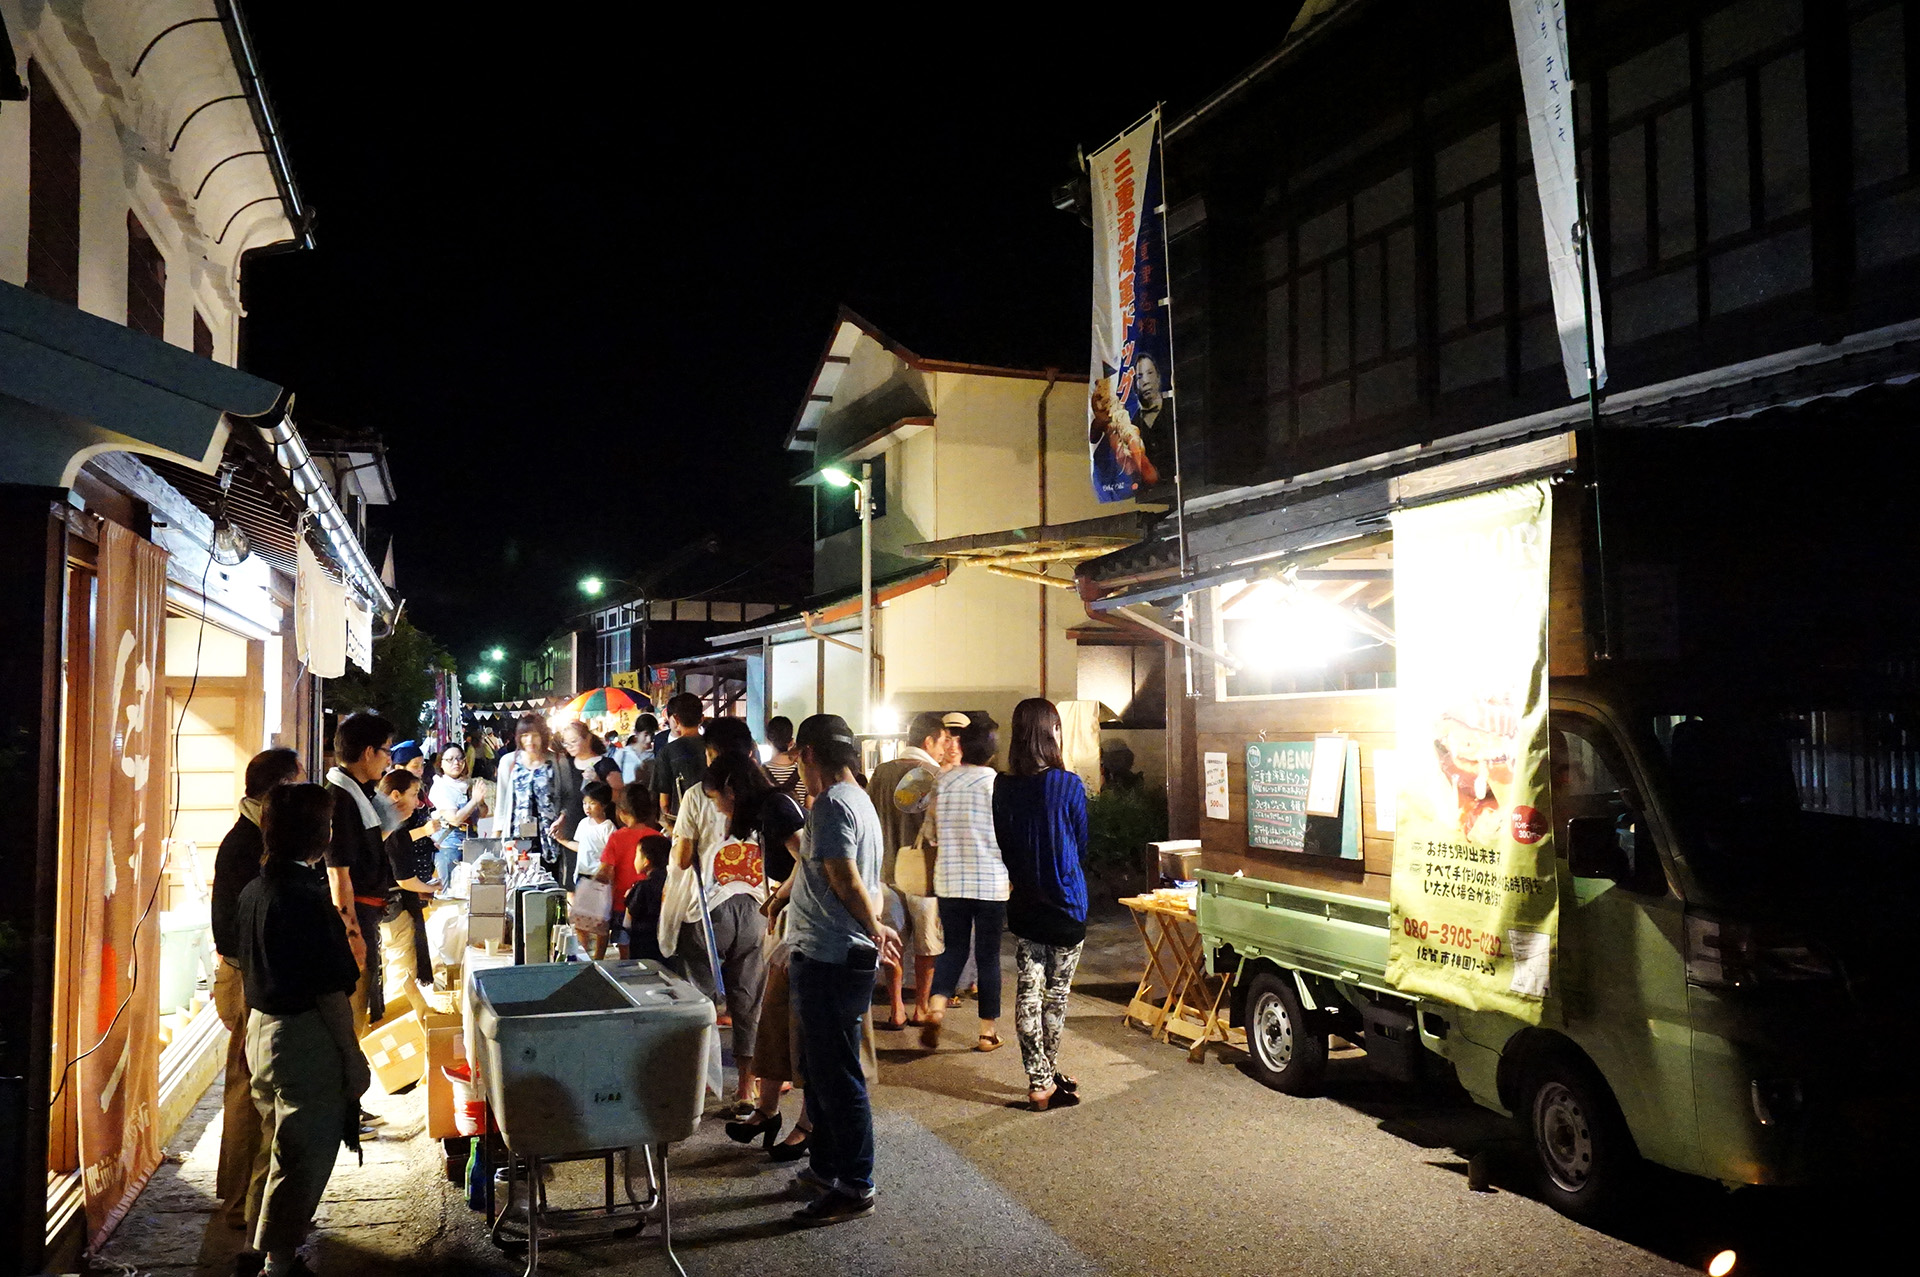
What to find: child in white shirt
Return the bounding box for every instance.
[559,781,617,955]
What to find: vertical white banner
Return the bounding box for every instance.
[1509,0,1606,399]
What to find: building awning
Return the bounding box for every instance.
[904,511,1152,589]
[706,564,950,646]
[0,280,281,488]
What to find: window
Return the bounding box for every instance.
[1604,1,1815,345]
[1075,643,1166,728]
[27,61,81,305]
[1264,167,1421,445]
[814,453,886,540]
[1850,0,1920,269]
[1434,123,1512,394]
[598,626,632,688]
[1550,712,1666,894]
[1210,563,1396,700]
[126,212,166,339]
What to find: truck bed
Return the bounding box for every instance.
[1197,868,1396,997]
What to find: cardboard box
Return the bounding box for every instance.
[361,1011,429,1094]
[468,883,509,915]
[468,916,507,946]
[422,1011,466,1139]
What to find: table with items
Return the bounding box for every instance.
[1118,888,1245,1058]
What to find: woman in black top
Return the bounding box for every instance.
[552,722,625,882]
[705,750,806,885]
[234,783,367,1275]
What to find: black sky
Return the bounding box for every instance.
[235,11,1300,671]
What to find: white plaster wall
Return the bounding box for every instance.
[1,2,260,363]
[769,638,818,726]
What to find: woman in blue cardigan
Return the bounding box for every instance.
[992,698,1091,1112]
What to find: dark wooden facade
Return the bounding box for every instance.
[1166,0,1920,490]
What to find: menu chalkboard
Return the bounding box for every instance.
[1246,741,1312,852]
[1245,738,1363,860]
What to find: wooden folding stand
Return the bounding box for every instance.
[1119,894,1246,1058]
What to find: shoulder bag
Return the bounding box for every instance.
[893,818,935,898]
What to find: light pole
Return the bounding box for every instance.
[822,462,873,734]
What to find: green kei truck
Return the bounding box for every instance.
[1176,420,1920,1224]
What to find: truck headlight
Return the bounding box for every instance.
[1685,913,1836,988]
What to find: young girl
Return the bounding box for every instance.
[557,781,616,955]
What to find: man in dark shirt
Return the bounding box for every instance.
[209,747,301,1233]
[651,692,707,831]
[323,711,397,1033]
[235,781,368,1277]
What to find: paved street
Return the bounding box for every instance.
[98,911,1898,1277]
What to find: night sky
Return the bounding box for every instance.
[235,11,1302,669]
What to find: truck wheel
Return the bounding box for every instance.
[1241,970,1326,1095]
[1522,1057,1638,1225]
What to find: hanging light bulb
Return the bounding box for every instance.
[209,467,251,566]
[211,516,251,566]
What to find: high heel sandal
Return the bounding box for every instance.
[724,1111,783,1147]
[767,1130,811,1162]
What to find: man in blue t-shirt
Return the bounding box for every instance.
[779,714,901,1226]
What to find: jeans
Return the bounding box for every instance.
[931,898,1005,1020]
[790,947,880,1198]
[432,828,465,888]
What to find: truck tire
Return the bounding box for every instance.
[1241,969,1326,1095]
[1521,1055,1639,1225]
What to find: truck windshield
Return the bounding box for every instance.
[1650,706,1920,893]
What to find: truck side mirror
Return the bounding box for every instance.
[1566,815,1630,880]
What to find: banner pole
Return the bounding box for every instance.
[1570,75,1613,662]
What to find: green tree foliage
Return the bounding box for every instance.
[322,615,455,737]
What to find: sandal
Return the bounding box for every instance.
[918,1012,944,1051]
[1055,1074,1080,1094]
[1024,1085,1081,1112]
[974,1033,1004,1053]
[879,1013,910,1031]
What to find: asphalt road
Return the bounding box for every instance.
[100,911,1905,1277]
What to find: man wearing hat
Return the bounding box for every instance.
[866,711,962,1029]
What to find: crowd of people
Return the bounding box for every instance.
[203,690,1094,1270]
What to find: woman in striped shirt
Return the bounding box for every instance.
[919,714,1009,1052]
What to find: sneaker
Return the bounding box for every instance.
[793,1165,831,1194]
[791,1188,875,1226]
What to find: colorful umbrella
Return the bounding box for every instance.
[564,686,644,716]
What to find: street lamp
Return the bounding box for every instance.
[579,576,605,598]
[485,647,505,663]
[469,669,495,688]
[821,463,874,734]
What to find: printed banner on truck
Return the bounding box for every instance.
[1508,0,1607,400]
[1087,109,1175,503]
[1386,481,1558,1022]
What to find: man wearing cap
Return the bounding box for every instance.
[779,714,901,1225]
[866,711,958,1029]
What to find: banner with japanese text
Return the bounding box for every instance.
[1087,109,1175,502]
[1508,0,1607,399]
[73,521,169,1238]
[1386,481,1558,1022]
